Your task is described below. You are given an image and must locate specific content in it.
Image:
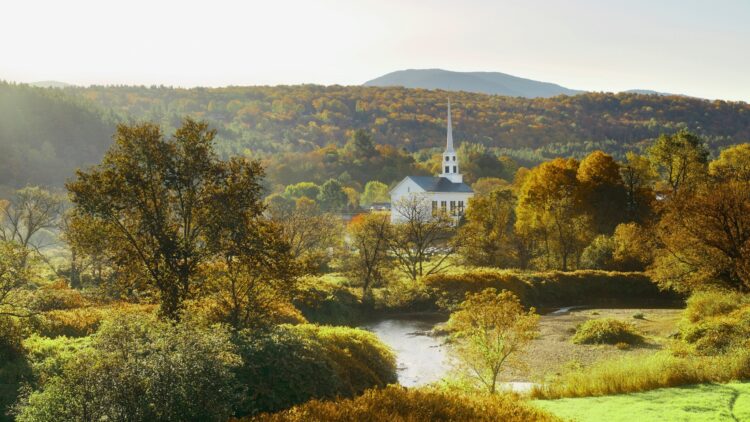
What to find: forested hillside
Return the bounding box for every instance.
[0,83,116,190]
[67,85,750,156]
[2,82,750,190]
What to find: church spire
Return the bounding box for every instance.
[446,99,454,152]
[439,99,462,183]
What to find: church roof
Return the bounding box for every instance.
[405,176,473,193]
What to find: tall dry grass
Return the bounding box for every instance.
[531,348,750,399]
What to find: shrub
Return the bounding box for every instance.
[297,325,397,395]
[233,324,397,417]
[16,314,241,422]
[580,235,615,270]
[531,349,750,399]
[29,281,87,312]
[632,312,645,320]
[571,318,644,345]
[233,326,342,416]
[680,291,750,355]
[681,306,750,355]
[0,316,24,361]
[250,385,561,422]
[22,335,92,385]
[0,317,31,422]
[29,303,155,338]
[293,276,363,325]
[683,290,746,323]
[424,268,678,309]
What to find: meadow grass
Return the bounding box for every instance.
[531,349,750,399]
[534,381,750,422]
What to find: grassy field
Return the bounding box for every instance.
[533,382,750,421]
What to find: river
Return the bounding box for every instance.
[361,314,537,392]
[360,314,452,387]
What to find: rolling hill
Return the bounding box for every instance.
[364,69,583,98]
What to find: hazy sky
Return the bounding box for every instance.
[3,0,749,100]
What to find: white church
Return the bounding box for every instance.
[389,101,474,223]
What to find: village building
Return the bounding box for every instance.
[389,101,474,223]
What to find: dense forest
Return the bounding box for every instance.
[2,82,750,192]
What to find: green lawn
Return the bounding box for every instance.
[533,382,750,422]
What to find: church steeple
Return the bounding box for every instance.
[446,99,454,152]
[440,100,462,183]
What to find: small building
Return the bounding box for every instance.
[389,101,474,223]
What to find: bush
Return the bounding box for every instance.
[22,335,92,385]
[424,268,678,310]
[0,317,31,422]
[251,385,561,422]
[571,318,644,345]
[233,324,397,417]
[293,276,363,325]
[580,235,615,270]
[29,303,155,338]
[295,325,397,395]
[0,317,24,361]
[29,281,87,312]
[680,291,750,355]
[683,290,746,323]
[531,349,750,399]
[16,314,241,422]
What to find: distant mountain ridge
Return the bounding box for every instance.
[364,69,583,98]
[364,69,684,99]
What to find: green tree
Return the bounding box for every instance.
[577,151,627,234]
[283,182,321,201]
[16,314,241,422]
[67,118,267,320]
[351,128,376,159]
[360,181,390,207]
[647,129,709,192]
[458,188,520,268]
[317,179,349,212]
[448,288,539,394]
[709,143,750,182]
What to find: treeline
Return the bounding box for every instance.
[66,85,750,155]
[3,82,750,192]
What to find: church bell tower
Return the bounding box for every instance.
[440,100,463,183]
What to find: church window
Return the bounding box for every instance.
[445,166,449,173]
[458,201,464,214]
[440,201,447,212]
[432,201,438,216]
[453,156,456,161]
[450,201,456,215]
[445,156,449,162]
[453,166,457,172]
